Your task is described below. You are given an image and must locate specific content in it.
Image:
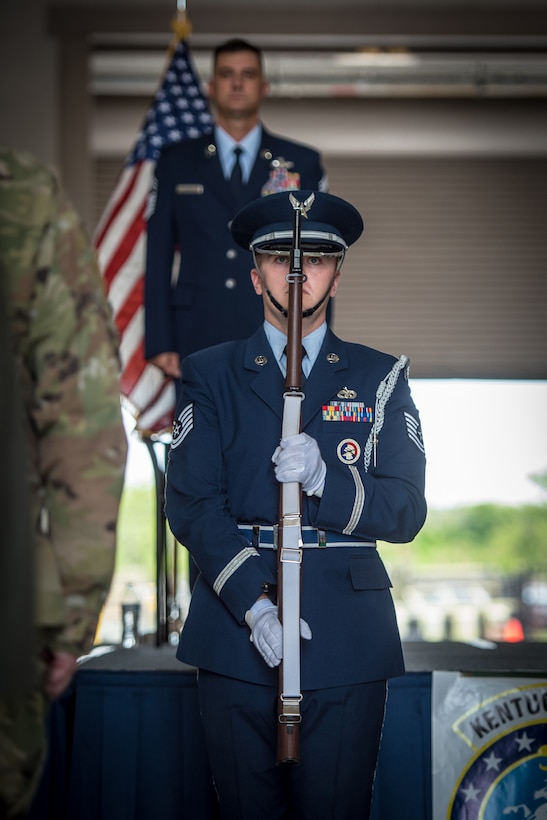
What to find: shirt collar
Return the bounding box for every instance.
[215,123,262,180]
[264,320,327,375]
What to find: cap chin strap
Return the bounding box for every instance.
[254,249,344,319]
[266,287,331,319]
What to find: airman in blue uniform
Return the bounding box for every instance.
[144,39,327,382]
[165,190,427,819]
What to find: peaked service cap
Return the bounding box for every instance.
[231,189,364,253]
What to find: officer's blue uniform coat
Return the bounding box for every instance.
[166,325,427,690]
[144,129,325,361]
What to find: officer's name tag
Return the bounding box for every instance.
[322,402,373,422]
[175,184,204,195]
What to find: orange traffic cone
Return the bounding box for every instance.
[502,616,524,643]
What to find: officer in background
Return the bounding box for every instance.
[0,146,127,818]
[144,38,327,383]
[165,190,427,818]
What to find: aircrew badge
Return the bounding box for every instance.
[261,157,301,195]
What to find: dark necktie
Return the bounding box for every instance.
[230,146,243,198]
[283,345,308,378]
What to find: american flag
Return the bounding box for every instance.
[94,39,213,434]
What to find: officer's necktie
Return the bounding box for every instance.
[230,146,243,198]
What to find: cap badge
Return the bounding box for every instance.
[337,387,357,399]
[289,191,315,219]
[326,353,340,364]
[254,355,268,366]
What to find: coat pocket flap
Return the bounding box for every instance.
[349,555,392,590]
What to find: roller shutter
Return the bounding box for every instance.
[325,156,547,379]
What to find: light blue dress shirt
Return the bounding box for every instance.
[264,321,327,378]
[216,124,262,184]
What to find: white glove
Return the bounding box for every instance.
[244,598,312,668]
[272,432,327,497]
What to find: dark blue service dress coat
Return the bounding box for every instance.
[165,326,427,690]
[144,129,326,361]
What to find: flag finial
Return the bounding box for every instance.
[170,9,192,44]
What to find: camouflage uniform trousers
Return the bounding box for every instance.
[0,655,48,819]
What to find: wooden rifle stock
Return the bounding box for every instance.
[276,197,307,764]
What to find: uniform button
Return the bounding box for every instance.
[225,278,237,289]
[226,248,237,259]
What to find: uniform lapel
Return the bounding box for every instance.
[195,135,239,211]
[244,328,285,420]
[246,128,275,198]
[244,328,350,428]
[301,331,349,429]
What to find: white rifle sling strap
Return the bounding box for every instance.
[279,390,304,724]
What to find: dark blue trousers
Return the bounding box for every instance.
[197,670,387,820]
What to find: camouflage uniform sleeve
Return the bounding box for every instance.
[1,148,128,656]
[34,190,128,655]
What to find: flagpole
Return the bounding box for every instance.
[150,0,194,647]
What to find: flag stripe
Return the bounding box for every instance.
[98,163,155,278]
[108,237,145,327]
[138,391,177,436]
[102,204,146,290]
[95,163,141,249]
[131,367,167,411]
[119,306,145,371]
[115,277,144,339]
[120,339,149,397]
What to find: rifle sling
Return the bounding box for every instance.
[279,391,304,721]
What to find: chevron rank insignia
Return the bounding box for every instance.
[171,403,194,449]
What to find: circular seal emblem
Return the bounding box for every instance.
[448,725,547,819]
[337,439,361,465]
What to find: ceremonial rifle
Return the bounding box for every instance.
[276,192,314,764]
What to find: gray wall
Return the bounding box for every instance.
[0,0,57,167]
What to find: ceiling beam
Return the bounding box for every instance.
[48,4,547,47]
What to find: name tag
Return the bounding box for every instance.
[175,184,204,195]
